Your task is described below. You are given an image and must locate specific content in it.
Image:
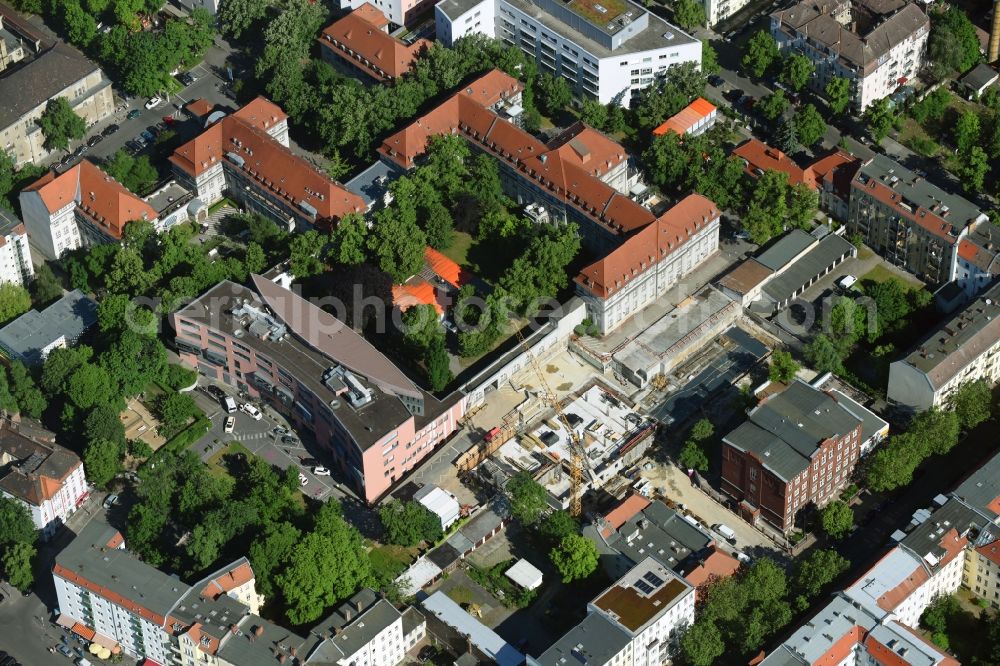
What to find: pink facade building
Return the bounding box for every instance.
[169,274,465,502]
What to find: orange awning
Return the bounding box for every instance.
[72,622,96,641]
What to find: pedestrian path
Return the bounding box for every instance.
[201,205,238,235]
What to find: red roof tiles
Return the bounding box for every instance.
[601,493,651,537]
[200,560,255,600]
[733,139,817,189]
[548,121,628,177]
[652,98,717,137]
[392,281,443,315]
[809,149,860,200]
[184,98,214,118]
[575,194,720,298]
[682,548,740,592]
[319,4,430,80]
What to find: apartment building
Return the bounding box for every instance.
[0,37,113,167]
[434,0,700,106]
[170,97,365,233]
[0,6,32,73]
[170,274,465,503]
[534,557,695,666]
[887,281,1000,412]
[53,520,424,664]
[573,194,721,334]
[0,289,98,365]
[319,4,430,81]
[19,159,157,260]
[0,419,87,538]
[379,69,661,255]
[770,0,929,113]
[337,0,434,27]
[720,379,883,533]
[704,0,752,27]
[849,154,990,286]
[0,208,33,287]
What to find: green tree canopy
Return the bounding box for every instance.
[824,76,851,115]
[794,103,826,147]
[83,437,126,489]
[673,0,705,30]
[38,97,86,152]
[539,510,578,545]
[820,500,854,540]
[742,31,779,78]
[535,72,573,116]
[865,98,897,143]
[759,89,790,121]
[507,471,548,525]
[948,379,993,429]
[769,350,800,383]
[328,213,368,266]
[379,499,443,547]
[927,7,982,80]
[0,497,35,547]
[2,541,35,591]
[679,440,710,472]
[550,533,598,583]
[793,548,849,599]
[0,283,31,324]
[782,54,814,91]
[289,230,326,278]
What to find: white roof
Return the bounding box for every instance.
[843,547,923,619]
[414,485,460,520]
[422,592,524,666]
[505,559,543,589]
[396,556,441,597]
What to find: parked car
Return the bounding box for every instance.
[140,130,155,143]
[838,274,858,290]
[240,403,262,420]
[178,72,194,86]
[300,457,319,467]
[206,385,226,400]
[86,135,102,147]
[101,123,119,137]
[103,494,119,509]
[222,396,237,413]
[708,74,725,88]
[281,435,298,445]
[144,96,162,109]
[224,416,235,433]
[298,472,309,487]
[58,645,74,658]
[73,145,88,157]
[313,466,331,476]
[272,426,289,436]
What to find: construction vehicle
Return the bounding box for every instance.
[511,326,588,517]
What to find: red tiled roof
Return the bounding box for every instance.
[733,139,817,189]
[200,560,255,600]
[809,150,860,200]
[816,626,865,666]
[392,281,443,315]
[379,69,656,238]
[602,493,651,536]
[54,562,167,627]
[548,121,628,177]
[652,97,717,137]
[22,160,156,239]
[184,98,213,118]
[425,247,469,287]
[850,168,961,243]
[319,4,429,80]
[171,99,364,224]
[575,194,720,299]
[682,548,740,590]
[71,622,96,641]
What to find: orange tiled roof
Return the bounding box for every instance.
[548,121,628,177]
[392,281,444,315]
[603,493,651,532]
[652,97,717,137]
[319,4,430,80]
[425,247,470,287]
[71,622,96,641]
[170,99,364,224]
[683,548,740,590]
[184,98,214,118]
[201,560,255,599]
[575,194,720,299]
[733,139,817,189]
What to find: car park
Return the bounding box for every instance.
[126,109,141,119]
[103,494,119,509]
[313,466,331,476]
[240,403,262,420]
[102,123,119,137]
[224,416,235,433]
[144,96,162,109]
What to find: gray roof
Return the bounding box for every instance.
[0,40,102,129]
[764,594,878,666]
[828,389,887,444]
[900,497,989,566]
[962,63,999,91]
[724,380,863,481]
[755,229,816,272]
[306,591,402,662]
[0,289,97,365]
[344,159,404,208]
[534,612,631,666]
[54,520,191,621]
[216,614,316,666]
[422,592,524,666]
[953,449,1000,519]
[0,206,24,236]
[607,500,713,571]
[772,0,928,73]
[895,280,1000,388]
[762,233,856,303]
[435,0,489,19]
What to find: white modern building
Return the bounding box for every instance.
[888,280,1000,412]
[0,208,33,287]
[0,420,87,539]
[414,484,461,530]
[574,194,721,334]
[704,0,752,27]
[771,0,929,113]
[434,0,701,106]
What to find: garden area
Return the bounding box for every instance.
[918,593,1000,663]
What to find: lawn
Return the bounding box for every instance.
[206,441,252,479]
[861,263,924,288]
[445,585,476,606]
[898,119,941,158]
[369,543,420,584]
[442,231,473,267]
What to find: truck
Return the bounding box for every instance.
[222,396,237,413]
[714,523,737,544]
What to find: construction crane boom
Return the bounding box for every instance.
[512,327,586,517]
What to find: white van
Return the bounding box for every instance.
[838,274,858,290]
[222,396,237,413]
[715,524,737,543]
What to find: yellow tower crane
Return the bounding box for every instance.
[512,326,586,517]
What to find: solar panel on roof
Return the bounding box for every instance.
[634,579,654,594]
[643,572,665,587]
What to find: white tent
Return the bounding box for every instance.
[505,559,543,590]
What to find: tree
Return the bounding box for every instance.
[328,213,368,266]
[249,521,300,598]
[633,63,703,131]
[910,87,950,124]
[794,104,826,147]
[805,334,844,375]
[536,72,572,116]
[788,181,819,229]
[820,500,854,540]
[673,0,705,30]
[244,242,267,275]
[103,150,158,193]
[759,90,790,121]
[955,111,981,155]
[743,170,789,244]
[643,132,690,189]
[156,391,199,438]
[782,54,814,91]
[927,7,982,80]
[507,471,548,525]
[867,433,922,491]
[368,202,427,283]
[550,533,598,583]
[742,31,779,78]
[40,346,93,397]
[948,379,992,429]
[0,283,31,324]
[8,362,46,419]
[769,350,799,383]
[702,40,721,75]
[83,437,126,488]
[38,97,86,152]
[425,336,453,393]
[793,548,849,599]
[679,440,710,471]
[680,621,726,666]
[691,418,714,441]
[539,510,578,544]
[62,0,98,48]
[379,500,442,547]
[100,330,167,397]
[2,542,35,592]
[580,99,609,129]
[962,145,990,192]
[289,230,326,278]
[825,76,851,115]
[66,363,114,410]
[30,264,63,306]
[865,98,897,143]
[218,0,270,39]
[0,497,35,547]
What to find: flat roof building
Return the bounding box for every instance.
[0,289,97,365]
